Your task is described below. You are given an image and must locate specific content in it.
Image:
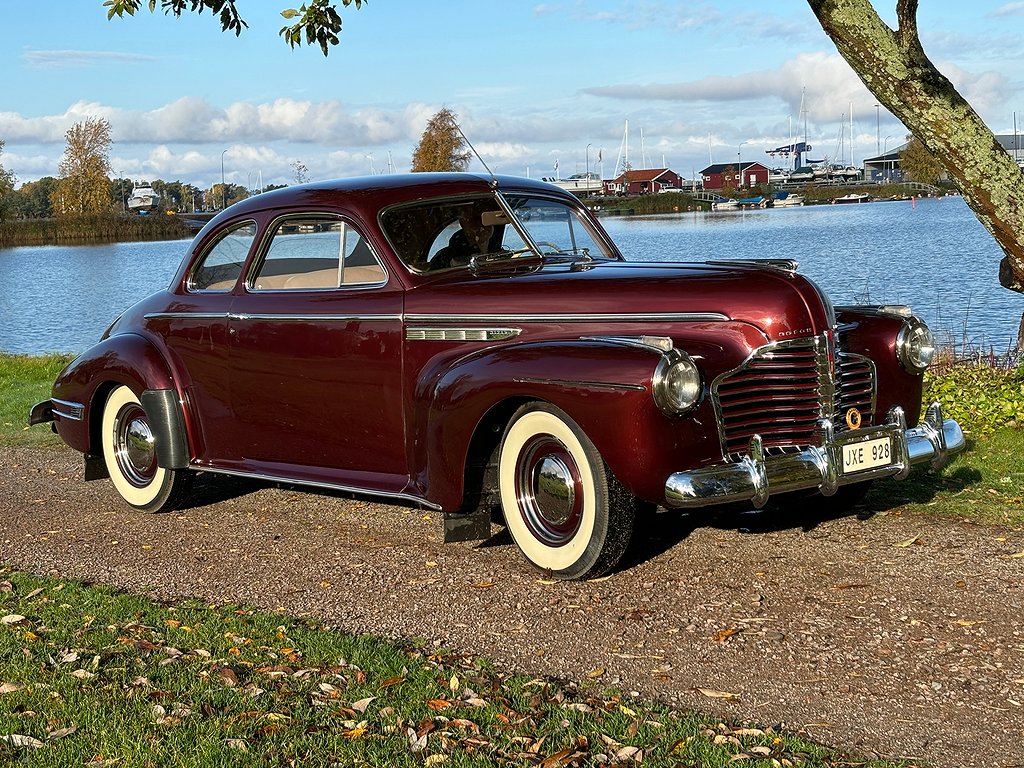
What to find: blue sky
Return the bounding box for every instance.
[3,1,1024,190]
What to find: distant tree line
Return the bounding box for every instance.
[0,116,276,223]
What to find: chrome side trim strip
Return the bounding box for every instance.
[513,376,646,392]
[227,313,403,323]
[406,327,522,342]
[582,335,674,353]
[191,464,443,512]
[146,312,402,323]
[405,312,729,323]
[52,398,84,421]
[145,312,230,320]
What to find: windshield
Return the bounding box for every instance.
[501,195,614,261]
[380,192,619,273]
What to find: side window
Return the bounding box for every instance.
[189,220,257,291]
[251,216,385,291]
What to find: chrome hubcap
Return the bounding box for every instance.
[516,436,583,547]
[115,406,156,488]
[533,455,575,525]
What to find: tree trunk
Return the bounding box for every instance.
[807,0,1024,293]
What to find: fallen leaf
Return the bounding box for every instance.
[1,614,26,625]
[449,674,460,693]
[895,536,920,548]
[424,755,448,766]
[379,676,405,689]
[539,748,575,768]
[70,669,94,680]
[694,687,740,700]
[472,581,495,589]
[1009,551,1024,559]
[343,721,368,740]
[351,697,375,713]
[225,739,249,752]
[426,698,452,711]
[0,683,25,694]
[1,734,45,749]
[407,726,428,753]
[586,667,605,679]
[47,725,77,740]
[712,626,741,643]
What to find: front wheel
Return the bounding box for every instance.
[498,403,635,580]
[101,385,192,513]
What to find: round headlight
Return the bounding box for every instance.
[653,351,702,414]
[896,316,936,373]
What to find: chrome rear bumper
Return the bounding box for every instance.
[664,403,964,509]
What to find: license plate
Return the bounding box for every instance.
[842,436,892,474]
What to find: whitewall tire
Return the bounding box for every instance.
[101,385,191,513]
[498,403,635,580]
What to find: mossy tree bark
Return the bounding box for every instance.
[808,0,1024,293]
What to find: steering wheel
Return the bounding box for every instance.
[534,241,563,254]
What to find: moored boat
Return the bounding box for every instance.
[127,182,160,214]
[833,192,871,204]
[772,191,804,207]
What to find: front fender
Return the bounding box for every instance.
[51,333,181,458]
[416,339,684,510]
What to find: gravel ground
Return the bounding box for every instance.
[2,445,1022,767]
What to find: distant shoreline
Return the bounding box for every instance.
[0,213,200,249]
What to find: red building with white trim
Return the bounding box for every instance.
[700,162,769,190]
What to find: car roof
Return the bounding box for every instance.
[214,173,569,220]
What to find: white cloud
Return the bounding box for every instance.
[992,2,1024,16]
[21,48,157,68]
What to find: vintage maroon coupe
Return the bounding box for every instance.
[31,173,964,579]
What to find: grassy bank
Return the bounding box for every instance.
[0,569,911,767]
[0,214,192,248]
[0,354,75,448]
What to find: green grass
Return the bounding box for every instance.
[0,354,75,447]
[864,429,1024,526]
[0,569,914,767]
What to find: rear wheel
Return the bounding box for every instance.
[498,403,635,580]
[101,385,191,512]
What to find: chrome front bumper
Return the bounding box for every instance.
[664,403,965,509]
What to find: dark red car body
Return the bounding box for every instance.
[32,173,964,579]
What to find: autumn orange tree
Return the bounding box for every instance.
[410,109,472,173]
[104,0,1024,293]
[51,118,114,216]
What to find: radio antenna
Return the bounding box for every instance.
[457,125,498,188]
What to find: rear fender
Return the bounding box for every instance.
[51,334,185,464]
[416,339,679,512]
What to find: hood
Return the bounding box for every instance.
[408,260,834,342]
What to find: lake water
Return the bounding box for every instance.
[1,195,1022,355]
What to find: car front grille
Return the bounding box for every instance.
[713,333,876,459]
